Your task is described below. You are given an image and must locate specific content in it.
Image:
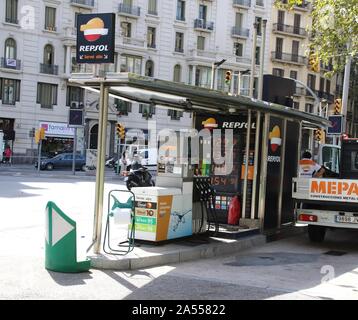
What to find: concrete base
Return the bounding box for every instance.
[239,218,260,229]
[90,234,266,271]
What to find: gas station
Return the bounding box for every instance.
[68,72,330,257]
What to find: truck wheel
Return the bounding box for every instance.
[308,225,326,243]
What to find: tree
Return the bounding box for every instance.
[275,0,358,76]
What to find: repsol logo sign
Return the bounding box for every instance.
[76,13,115,64]
[222,122,256,129]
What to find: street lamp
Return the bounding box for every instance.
[211,59,226,89]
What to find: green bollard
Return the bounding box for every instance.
[45,201,90,273]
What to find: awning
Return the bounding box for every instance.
[69,72,331,128]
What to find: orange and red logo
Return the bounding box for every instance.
[80,17,108,42]
[202,118,218,129]
[269,125,282,152]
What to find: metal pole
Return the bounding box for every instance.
[72,128,77,175]
[93,82,109,254]
[249,22,258,98]
[250,111,261,219]
[342,47,352,125]
[37,139,42,173]
[238,71,241,95]
[242,110,252,219]
[258,113,270,232]
[258,19,267,100]
[210,63,215,89]
[116,138,120,175]
[277,119,287,228]
[297,121,302,177]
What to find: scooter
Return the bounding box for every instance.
[124,166,155,190]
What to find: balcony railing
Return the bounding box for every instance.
[314,90,334,102]
[294,86,306,96]
[320,61,333,71]
[231,26,250,38]
[147,9,158,15]
[255,0,264,6]
[5,17,18,24]
[70,0,95,7]
[236,56,251,64]
[118,3,141,16]
[335,84,343,95]
[1,58,21,70]
[193,49,216,59]
[194,19,214,31]
[175,47,184,53]
[294,0,311,10]
[233,0,251,7]
[40,63,59,75]
[271,51,307,65]
[122,37,145,47]
[44,25,57,32]
[147,43,156,49]
[273,23,307,37]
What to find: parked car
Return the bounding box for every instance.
[35,153,86,171]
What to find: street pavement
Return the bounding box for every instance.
[0,173,358,300]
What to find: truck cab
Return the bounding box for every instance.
[293,138,358,242]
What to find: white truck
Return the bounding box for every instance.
[293,139,358,242]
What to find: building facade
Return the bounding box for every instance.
[0,0,277,163]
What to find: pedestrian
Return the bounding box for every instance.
[299,150,324,178]
[3,145,12,165]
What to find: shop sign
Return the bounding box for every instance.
[309,179,358,203]
[39,122,75,137]
[76,13,115,64]
[267,125,281,163]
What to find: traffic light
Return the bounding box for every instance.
[35,128,45,144]
[334,98,342,115]
[225,71,232,85]
[116,123,125,139]
[314,128,325,143]
[309,53,320,73]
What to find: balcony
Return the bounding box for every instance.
[235,56,251,64]
[233,0,251,9]
[70,0,95,8]
[189,49,216,60]
[314,90,334,102]
[255,0,264,6]
[121,37,145,47]
[273,23,307,38]
[194,19,214,32]
[294,0,311,11]
[147,43,156,49]
[320,61,333,71]
[1,58,21,70]
[335,84,343,95]
[231,26,250,39]
[271,51,307,65]
[40,63,59,75]
[147,9,158,15]
[118,3,141,18]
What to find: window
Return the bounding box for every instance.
[293,14,301,34]
[291,40,299,62]
[199,5,207,21]
[290,70,297,79]
[145,60,154,77]
[45,7,56,31]
[4,38,16,59]
[277,10,285,29]
[148,0,157,15]
[37,83,58,109]
[197,36,205,50]
[5,0,18,24]
[307,74,316,90]
[319,77,325,92]
[120,55,142,74]
[293,101,300,110]
[275,38,283,58]
[255,46,260,65]
[305,103,313,113]
[234,43,243,56]
[235,13,243,28]
[139,104,155,118]
[175,32,184,52]
[43,45,54,65]
[0,78,20,105]
[147,27,156,48]
[121,22,131,38]
[272,68,284,77]
[326,79,331,94]
[114,99,132,116]
[176,0,185,21]
[256,17,262,36]
[173,64,181,82]
[195,66,211,88]
[168,109,183,120]
[66,86,84,107]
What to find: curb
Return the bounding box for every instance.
[89,234,266,271]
